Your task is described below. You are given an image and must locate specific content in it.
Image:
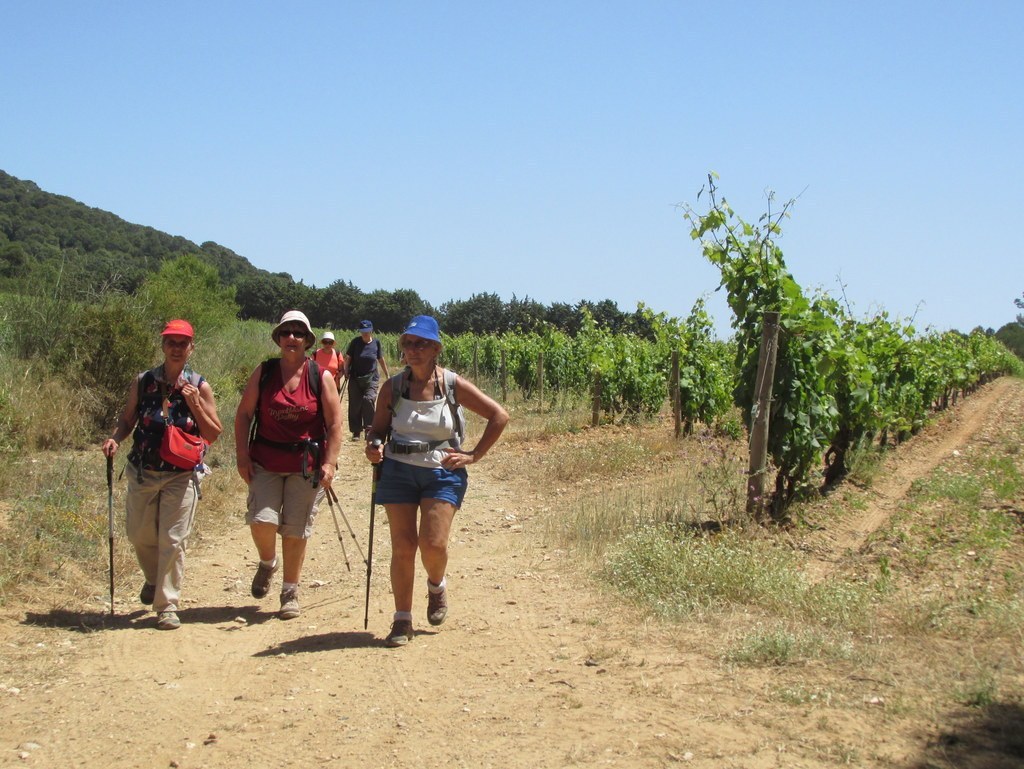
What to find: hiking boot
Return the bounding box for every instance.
[427,583,448,626]
[385,619,414,647]
[139,583,156,605]
[251,560,277,599]
[279,586,300,620]
[351,433,361,441]
[156,611,180,630]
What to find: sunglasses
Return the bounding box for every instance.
[279,328,307,339]
[400,338,434,350]
[322,340,335,345]
[162,339,192,349]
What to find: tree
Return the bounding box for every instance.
[237,273,291,321]
[139,254,239,334]
[359,288,429,332]
[439,292,506,334]
[544,302,579,334]
[506,294,546,333]
[995,322,1024,361]
[577,299,625,333]
[312,279,364,330]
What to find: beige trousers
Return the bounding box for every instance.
[125,465,199,613]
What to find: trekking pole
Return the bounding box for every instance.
[106,454,115,615]
[326,485,365,565]
[364,439,382,630]
[324,485,351,571]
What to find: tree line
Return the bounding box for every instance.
[1,169,653,337]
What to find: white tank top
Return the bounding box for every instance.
[385,395,461,468]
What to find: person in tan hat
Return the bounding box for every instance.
[101,319,223,630]
[313,331,343,394]
[234,310,343,620]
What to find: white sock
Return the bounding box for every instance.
[427,577,446,593]
[282,581,298,592]
[393,611,413,622]
[260,557,277,569]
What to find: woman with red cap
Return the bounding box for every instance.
[101,319,223,630]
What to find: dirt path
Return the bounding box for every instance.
[800,376,1018,580]
[0,378,1021,768]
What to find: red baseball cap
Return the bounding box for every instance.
[161,319,195,339]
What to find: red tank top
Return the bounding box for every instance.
[250,360,324,473]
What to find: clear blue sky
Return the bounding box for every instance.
[3,1,1021,336]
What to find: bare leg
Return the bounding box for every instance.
[386,503,420,613]
[281,535,307,584]
[250,522,278,563]
[418,498,456,585]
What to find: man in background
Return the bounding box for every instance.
[343,320,390,440]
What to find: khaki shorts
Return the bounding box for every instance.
[245,463,322,539]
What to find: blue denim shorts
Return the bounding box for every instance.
[375,458,468,508]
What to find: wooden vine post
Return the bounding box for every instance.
[592,371,601,427]
[500,348,508,403]
[670,350,681,438]
[746,311,780,519]
[536,351,544,410]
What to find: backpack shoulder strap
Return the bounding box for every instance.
[257,358,278,392]
[389,368,410,415]
[307,358,321,399]
[443,368,458,405]
[443,369,465,441]
[250,358,279,445]
[136,368,157,413]
[306,358,325,431]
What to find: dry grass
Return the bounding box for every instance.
[499,378,1024,769]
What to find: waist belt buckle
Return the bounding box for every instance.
[396,442,429,454]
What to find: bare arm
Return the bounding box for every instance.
[182,380,222,443]
[319,370,343,487]
[440,375,508,469]
[364,379,395,464]
[234,366,262,484]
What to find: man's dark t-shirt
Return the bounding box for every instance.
[345,337,382,377]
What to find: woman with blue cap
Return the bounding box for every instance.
[365,315,508,647]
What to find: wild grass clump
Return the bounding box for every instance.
[724,622,856,666]
[602,526,784,618]
[0,453,131,605]
[541,430,748,557]
[603,525,872,631]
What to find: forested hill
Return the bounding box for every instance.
[0,169,651,334]
[0,169,266,295]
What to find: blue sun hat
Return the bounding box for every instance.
[357,320,373,333]
[400,315,441,343]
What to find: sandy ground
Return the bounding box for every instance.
[0,378,1021,768]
